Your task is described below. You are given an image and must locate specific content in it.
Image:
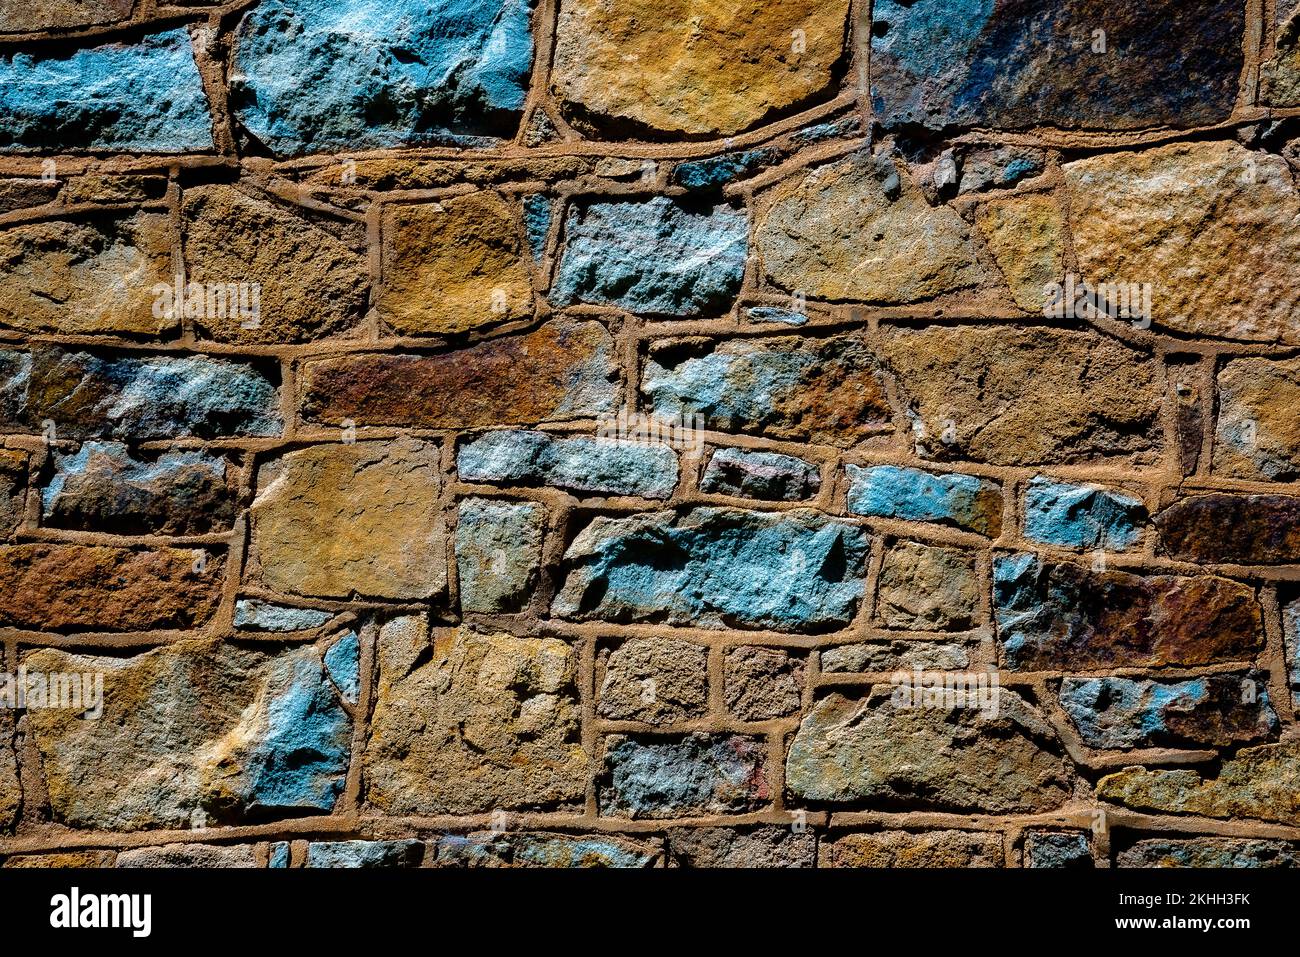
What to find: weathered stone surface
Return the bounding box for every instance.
[43,442,237,536]
[786,689,1071,812]
[756,152,988,303]
[456,498,545,614]
[1156,494,1300,565]
[1098,743,1300,826]
[26,637,353,829]
[231,0,533,155]
[976,193,1064,312]
[1066,142,1300,345]
[1263,11,1300,107]
[551,0,849,137]
[522,194,550,261]
[251,440,444,601]
[599,734,769,818]
[380,193,532,335]
[305,841,424,868]
[847,465,1002,536]
[820,830,1002,868]
[0,178,59,214]
[0,29,212,152]
[1285,599,1300,707]
[598,637,708,724]
[0,347,281,442]
[4,851,114,868]
[643,335,892,449]
[1023,477,1146,552]
[0,214,173,335]
[871,0,1243,131]
[232,600,332,633]
[667,826,814,868]
[0,449,25,540]
[364,621,587,815]
[0,714,17,832]
[700,447,820,502]
[1060,674,1276,750]
[433,832,659,868]
[63,174,166,205]
[995,554,1263,671]
[880,325,1162,466]
[0,0,132,32]
[0,544,221,632]
[675,149,780,191]
[551,197,747,316]
[724,647,802,721]
[552,508,870,632]
[820,641,969,674]
[182,184,369,344]
[1214,357,1300,481]
[877,541,980,632]
[459,430,678,499]
[300,319,619,429]
[1117,838,1300,868]
[958,146,1046,194]
[1024,831,1092,869]
[117,844,261,868]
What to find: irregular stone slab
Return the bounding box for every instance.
[1284,600,1300,707]
[26,638,352,829]
[599,734,769,818]
[0,214,173,335]
[433,832,659,868]
[4,851,114,868]
[459,430,678,499]
[1059,674,1276,750]
[182,185,369,344]
[456,498,545,614]
[786,689,1071,812]
[871,0,1243,131]
[1262,10,1300,107]
[380,193,532,336]
[0,450,25,540]
[231,0,533,155]
[43,442,237,536]
[324,632,360,705]
[746,306,808,327]
[305,841,424,868]
[551,0,849,137]
[0,0,132,32]
[756,152,988,303]
[0,347,281,442]
[847,465,1002,536]
[820,830,1002,868]
[667,826,814,868]
[63,174,166,205]
[642,335,892,449]
[880,325,1162,466]
[1066,142,1300,345]
[251,440,444,601]
[300,319,619,429]
[1214,357,1300,481]
[820,641,969,674]
[552,508,870,632]
[1156,494,1300,565]
[995,554,1263,671]
[1098,742,1300,826]
[0,29,212,152]
[1022,477,1146,552]
[1024,831,1092,869]
[364,620,588,815]
[0,544,221,632]
[877,541,980,632]
[976,193,1064,312]
[1118,838,1300,868]
[598,637,708,724]
[233,600,332,633]
[551,197,746,316]
[116,844,261,868]
[958,146,1046,194]
[700,447,820,502]
[674,149,780,191]
[0,178,59,214]
[522,194,550,261]
[0,715,17,832]
[724,646,802,720]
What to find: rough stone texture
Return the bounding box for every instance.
[0,449,25,540]
[820,830,1003,868]
[1024,831,1092,869]
[304,841,424,868]
[995,554,1264,671]
[300,319,618,430]
[599,734,769,818]
[700,447,820,502]
[1156,494,1300,564]
[551,0,850,138]
[433,832,660,868]
[1214,357,1300,481]
[1022,477,1146,552]
[871,0,1243,131]
[847,466,1002,537]
[0,714,17,833]
[232,600,332,633]
[364,620,588,815]
[456,497,545,614]
[757,152,988,303]
[0,0,132,33]
[820,641,969,674]
[976,193,1064,312]
[182,184,369,344]
[880,325,1163,466]
[117,844,262,868]
[786,689,1072,812]
[26,638,353,829]
[1066,142,1300,345]
[666,826,814,868]
[724,647,803,721]
[459,430,677,498]
[553,508,870,632]
[598,638,708,724]
[380,193,532,335]
[876,541,980,632]
[1117,838,1300,868]
[643,335,892,449]
[251,440,444,600]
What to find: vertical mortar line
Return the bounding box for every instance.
[1244,0,1267,107]
[341,618,378,818]
[1197,353,1219,479]
[707,645,727,722]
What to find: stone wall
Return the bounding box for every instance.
[0,0,1298,869]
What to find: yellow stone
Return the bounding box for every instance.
[976,192,1065,312]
